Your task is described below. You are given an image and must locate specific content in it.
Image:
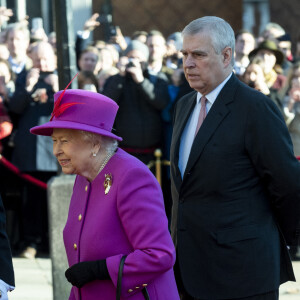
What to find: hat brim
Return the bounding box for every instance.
[30,120,123,141]
[249,48,284,65]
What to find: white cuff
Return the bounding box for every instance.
[0,279,14,299]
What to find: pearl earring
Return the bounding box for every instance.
[92,153,96,157]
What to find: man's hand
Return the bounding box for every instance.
[44,74,59,93]
[0,7,13,27]
[26,68,40,92]
[83,13,100,32]
[125,58,144,83]
[109,26,127,51]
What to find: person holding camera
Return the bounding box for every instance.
[8,41,58,258]
[103,40,169,165]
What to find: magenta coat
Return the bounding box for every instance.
[63,148,179,300]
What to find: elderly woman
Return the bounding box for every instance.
[30,89,179,300]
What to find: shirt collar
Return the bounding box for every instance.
[196,73,232,105]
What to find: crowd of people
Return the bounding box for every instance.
[0,6,299,262]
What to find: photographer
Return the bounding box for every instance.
[103,40,169,165]
[8,41,58,258]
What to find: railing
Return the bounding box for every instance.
[147,149,170,186]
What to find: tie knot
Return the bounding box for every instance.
[201,96,207,106]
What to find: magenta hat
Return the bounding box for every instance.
[30,89,122,141]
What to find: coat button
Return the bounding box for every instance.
[128,289,133,293]
[85,185,88,192]
[142,284,148,287]
[73,243,77,250]
[78,214,82,221]
[135,286,140,289]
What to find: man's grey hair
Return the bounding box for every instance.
[182,16,235,66]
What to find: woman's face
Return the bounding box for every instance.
[52,128,96,178]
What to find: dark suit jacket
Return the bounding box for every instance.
[0,195,14,286]
[170,74,300,299]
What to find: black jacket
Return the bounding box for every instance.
[103,70,169,148]
[170,74,300,299]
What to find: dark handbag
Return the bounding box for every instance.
[116,255,150,300]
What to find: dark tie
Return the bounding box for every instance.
[194,96,207,137]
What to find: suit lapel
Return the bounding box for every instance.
[171,92,197,189]
[183,74,238,180]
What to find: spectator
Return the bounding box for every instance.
[75,13,100,64]
[103,40,169,165]
[0,97,12,154]
[234,29,256,78]
[277,33,293,76]
[280,62,300,155]
[0,43,9,60]
[258,22,285,44]
[295,33,300,62]
[4,22,32,76]
[242,59,270,95]
[0,58,15,103]
[8,41,58,258]
[242,58,284,115]
[131,30,148,44]
[147,30,172,79]
[97,67,118,92]
[98,46,118,73]
[77,70,98,92]
[47,31,56,53]
[165,32,183,70]
[78,46,101,75]
[248,39,286,91]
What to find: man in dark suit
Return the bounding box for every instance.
[0,194,15,299]
[170,16,300,300]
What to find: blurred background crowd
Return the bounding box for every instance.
[0,1,299,261]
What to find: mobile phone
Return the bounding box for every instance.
[32,17,43,30]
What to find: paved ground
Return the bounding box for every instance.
[8,258,300,300]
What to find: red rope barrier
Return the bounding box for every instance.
[0,154,47,190]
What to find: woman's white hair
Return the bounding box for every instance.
[182,16,235,67]
[79,131,118,154]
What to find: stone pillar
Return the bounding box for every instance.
[47,175,75,300]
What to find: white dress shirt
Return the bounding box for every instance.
[178,73,232,177]
[0,279,14,300]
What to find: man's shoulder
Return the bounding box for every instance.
[177,90,197,105]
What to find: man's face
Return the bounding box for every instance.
[32,44,56,72]
[181,32,231,95]
[7,29,28,59]
[235,33,255,56]
[147,35,166,62]
[278,41,291,59]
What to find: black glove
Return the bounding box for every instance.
[65,259,109,288]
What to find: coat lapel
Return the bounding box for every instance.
[183,75,238,180]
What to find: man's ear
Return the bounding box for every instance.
[222,47,232,67]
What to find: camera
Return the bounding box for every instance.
[39,71,52,80]
[109,25,118,37]
[126,60,135,68]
